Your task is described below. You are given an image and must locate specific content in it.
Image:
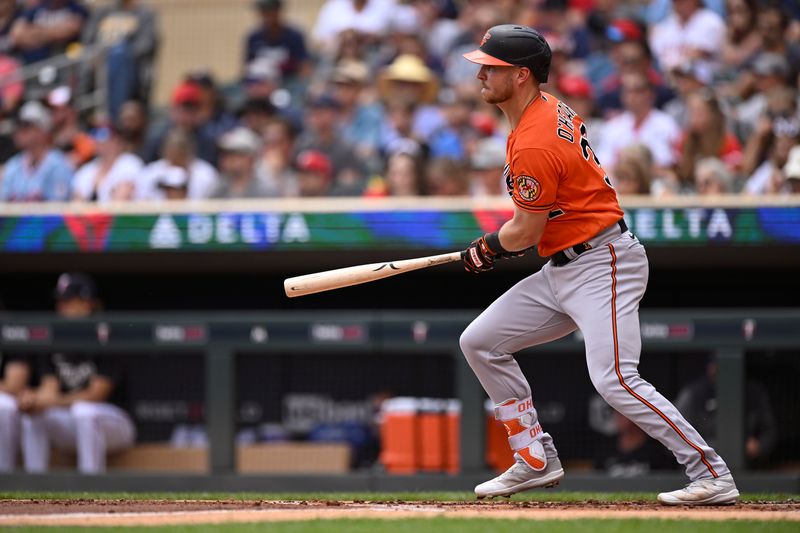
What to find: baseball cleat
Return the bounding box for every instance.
[657,473,739,506]
[475,454,564,499]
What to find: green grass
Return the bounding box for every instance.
[2,519,799,533]
[0,491,796,503]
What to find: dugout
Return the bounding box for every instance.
[0,197,799,493]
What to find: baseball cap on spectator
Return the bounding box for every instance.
[156,165,190,189]
[172,81,203,106]
[379,54,439,103]
[218,127,262,154]
[295,149,332,178]
[783,146,800,181]
[255,0,281,10]
[470,112,496,136]
[751,53,789,78]
[558,75,593,99]
[17,100,52,130]
[330,60,370,85]
[54,272,97,301]
[471,137,506,169]
[47,85,72,108]
[606,19,643,43]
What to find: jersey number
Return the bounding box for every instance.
[579,123,600,166]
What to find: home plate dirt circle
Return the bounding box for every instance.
[0,500,798,526]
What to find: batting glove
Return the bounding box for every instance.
[462,232,503,273]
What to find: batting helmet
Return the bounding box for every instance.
[463,24,552,83]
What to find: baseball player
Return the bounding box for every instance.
[16,273,135,473]
[0,353,33,471]
[459,25,738,505]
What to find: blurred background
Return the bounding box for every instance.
[0,0,798,491]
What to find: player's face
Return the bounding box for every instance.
[476,65,517,104]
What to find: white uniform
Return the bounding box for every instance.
[0,391,21,471]
[20,353,136,474]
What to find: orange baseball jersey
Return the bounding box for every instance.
[504,91,623,257]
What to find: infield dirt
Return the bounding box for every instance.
[0,499,798,526]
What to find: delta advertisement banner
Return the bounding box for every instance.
[0,206,798,253]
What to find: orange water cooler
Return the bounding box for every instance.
[379,397,419,473]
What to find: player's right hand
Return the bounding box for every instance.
[462,236,496,273]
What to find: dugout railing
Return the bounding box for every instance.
[0,309,798,493]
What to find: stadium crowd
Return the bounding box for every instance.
[0,0,799,203]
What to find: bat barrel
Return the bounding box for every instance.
[284,251,462,298]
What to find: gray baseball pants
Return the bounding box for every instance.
[460,224,729,481]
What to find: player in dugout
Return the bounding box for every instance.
[14,273,135,474]
[457,25,738,505]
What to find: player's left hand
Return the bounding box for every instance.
[462,235,497,273]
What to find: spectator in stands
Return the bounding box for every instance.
[142,81,217,165]
[117,99,148,158]
[557,75,602,146]
[675,89,742,186]
[469,136,506,197]
[72,125,143,202]
[212,127,275,198]
[137,129,219,201]
[741,86,798,187]
[295,92,365,195]
[0,353,33,472]
[384,149,426,196]
[0,101,73,202]
[735,53,792,141]
[379,99,423,161]
[425,157,469,196]
[676,355,778,467]
[17,273,135,474]
[428,88,478,162]
[312,0,396,49]
[756,4,800,83]
[414,0,462,66]
[664,60,713,127]
[0,0,21,55]
[329,59,383,173]
[238,96,276,139]
[648,0,726,74]
[694,157,735,194]
[595,71,681,171]
[81,0,159,122]
[10,0,89,65]
[245,0,309,83]
[783,146,800,194]
[596,36,674,116]
[47,86,95,168]
[610,144,656,196]
[0,50,23,115]
[721,0,761,73]
[186,71,237,142]
[743,112,800,195]
[378,54,444,144]
[256,116,298,196]
[294,149,333,197]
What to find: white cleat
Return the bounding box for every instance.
[475,455,564,499]
[657,473,740,506]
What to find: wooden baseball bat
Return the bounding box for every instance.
[284,251,462,298]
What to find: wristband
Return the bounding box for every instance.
[483,231,507,255]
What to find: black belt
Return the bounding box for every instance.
[549,219,628,267]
